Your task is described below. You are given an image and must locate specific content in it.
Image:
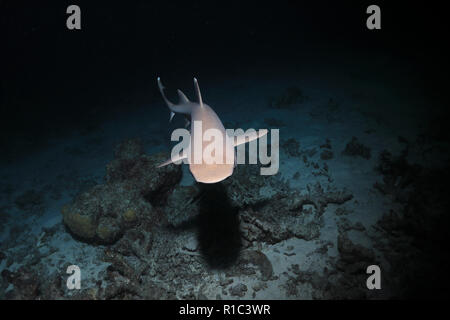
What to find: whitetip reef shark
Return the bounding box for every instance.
[156,77,268,184]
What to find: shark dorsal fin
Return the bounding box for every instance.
[193,78,204,107]
[177,89,190,104]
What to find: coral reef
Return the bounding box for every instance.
[229,283,248,297]
[61,139,182,244]
[370,148,450,298]
[26,141,356,300]
[239,181,353,244]
[319,138,333,160]
[320,150,333,160]
[342,137,371,159]
[222,164,289,207]
[165,185,201,227]
[281,138,301,157]
[9,136,436,300]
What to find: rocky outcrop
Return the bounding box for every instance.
[371,149,450,298]
[52,140,360,300]
[62,139,182,244]
[342,137,371,159]
[222,164,290,208]
[239,181,353,244]
[165,185,201,227]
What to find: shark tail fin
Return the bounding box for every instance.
[193,77,204,107]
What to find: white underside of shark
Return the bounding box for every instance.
[157,77,268,184]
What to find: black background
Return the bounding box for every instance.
[1,1,448,151]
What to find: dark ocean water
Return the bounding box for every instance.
[1,1,449,300]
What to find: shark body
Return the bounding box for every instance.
[157,77,267,184]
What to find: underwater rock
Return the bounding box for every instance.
[281,138,320,161]
[320,139,332,149]
[371,151,450,298]
[282,264,329,297]
[112,224,154,259]
[113,138,145,160]
[62,182,152,244]
[337,233,375,267]
[335,206,352,216]
[139,281,177,300]
[165,185,201,227]
[99,275,139,300]
[320,149,333,160]
[1,267,41,300]
[336,217,366,233]
[290,183,354,214]
[342,137,371,159]
[39,272,65,299]
[240,182,353,244]
[219,278,234,287]
[280,138,301,157]
[240,205,322,244]
[283,263,367,299]
[106,152,181,200]
[104,249,140,282]
[54,138,358,299]
[295,270,326,291]
[223,164,289,208]
[99,227,203,299]
[283,230,378,299]
[62,145,182,244]
[226,250,273,281]
[243,250,273,281]
[229,283,248,297]
[63,239,177,300]
[373,149,420,200]
[313,231,378,299]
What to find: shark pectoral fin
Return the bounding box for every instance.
[177,89,190,104]
[233,129,269,147]
[156,151,188,168]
